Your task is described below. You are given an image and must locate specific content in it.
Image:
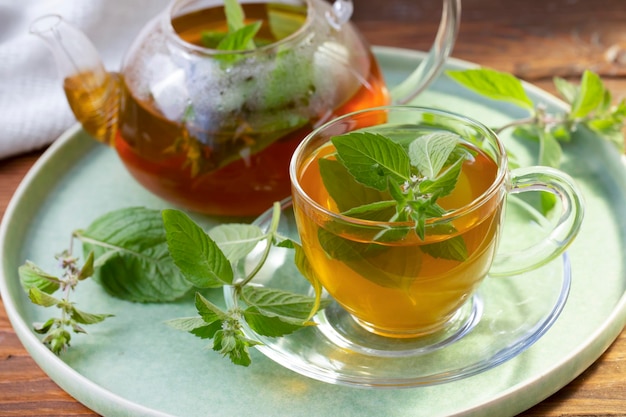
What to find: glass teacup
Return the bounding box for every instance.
[289,106,584,338]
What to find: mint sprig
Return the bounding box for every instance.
[446,68,626,167]
[315,130,471,289]
[201,0,260,51]
[323,130,469,240]
[162,202,326,366]
[18,251,113,355]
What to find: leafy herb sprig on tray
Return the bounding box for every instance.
[446,68,626,168]
[161,203,326,366]
[18,250,112,355]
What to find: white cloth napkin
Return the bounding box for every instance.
[0,0,169,160]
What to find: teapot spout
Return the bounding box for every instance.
[30,15,119,145]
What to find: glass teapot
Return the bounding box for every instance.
[31,0,460,216]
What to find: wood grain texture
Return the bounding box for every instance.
[1,0,626,415]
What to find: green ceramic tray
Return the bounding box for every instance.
[2,47,626,416]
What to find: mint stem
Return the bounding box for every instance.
[494,116,537,134]
[236,201,282,288]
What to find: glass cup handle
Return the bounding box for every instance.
[489,166,585,276]
[390,0,462,104]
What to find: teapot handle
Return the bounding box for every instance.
[390,0,461,104]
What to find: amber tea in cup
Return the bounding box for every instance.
[290,106,584,338]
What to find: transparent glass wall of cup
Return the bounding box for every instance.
[289,106,584,338]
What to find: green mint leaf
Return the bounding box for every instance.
[407,199,446,218]
[166,317,207,332]
[241,285,326,322]
[217,21,261,52]
[318,158,388,212]
[446,68,535,110]
[69,306,113,325]
[224,0,246,31]
[291,241,326,320]
[387,177,407,205]
[44,329,71,355]
[600,88,613,113]
[18,261,61,295]
[78,207,192,302]
[332,132,411,191]
[243,306,304,337]
[408,132,460,178]
[318,228,378,262]
[200,31,226,48]
[571,70,605,119]
[70,322,87,334]
[163,209,234,288]
[208,223,264,263]
[541,192,558,214]
[551,124,572,143]
[318,229,417,290]
[341,200,398,221]
[212,329,256,367]
[553,76,578,104]
[406,197,446,240]
[191,321,224,339]
[419,155,465,198]
[262,46,313,117]
[77,251,94,281]
[275,238,295,249]
[28,287,61,308]
[585,99,626,152]
[421,236,468,261]
[33,318,56,335]
[195,292,229,323]
[408,209,427,240]
[166,317,223,339]
[538,129,563,168]
[363,124,436,148]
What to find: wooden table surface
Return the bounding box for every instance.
[2,0,626,415]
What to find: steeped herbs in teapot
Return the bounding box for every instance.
[31,0,460,216]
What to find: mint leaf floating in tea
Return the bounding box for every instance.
[326,130,469,240]
[163,202,328,366]
[201,0,260,50]
[332,132,412,191]
[313,129,473,290]
[408,132,465,179]
[318,158,392,217]
[18,251,113,355]
[224,0,249,33]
